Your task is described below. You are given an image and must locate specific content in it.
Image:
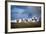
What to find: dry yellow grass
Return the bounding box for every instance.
[11,21,41,28]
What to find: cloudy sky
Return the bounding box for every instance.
[11,5,41,20]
